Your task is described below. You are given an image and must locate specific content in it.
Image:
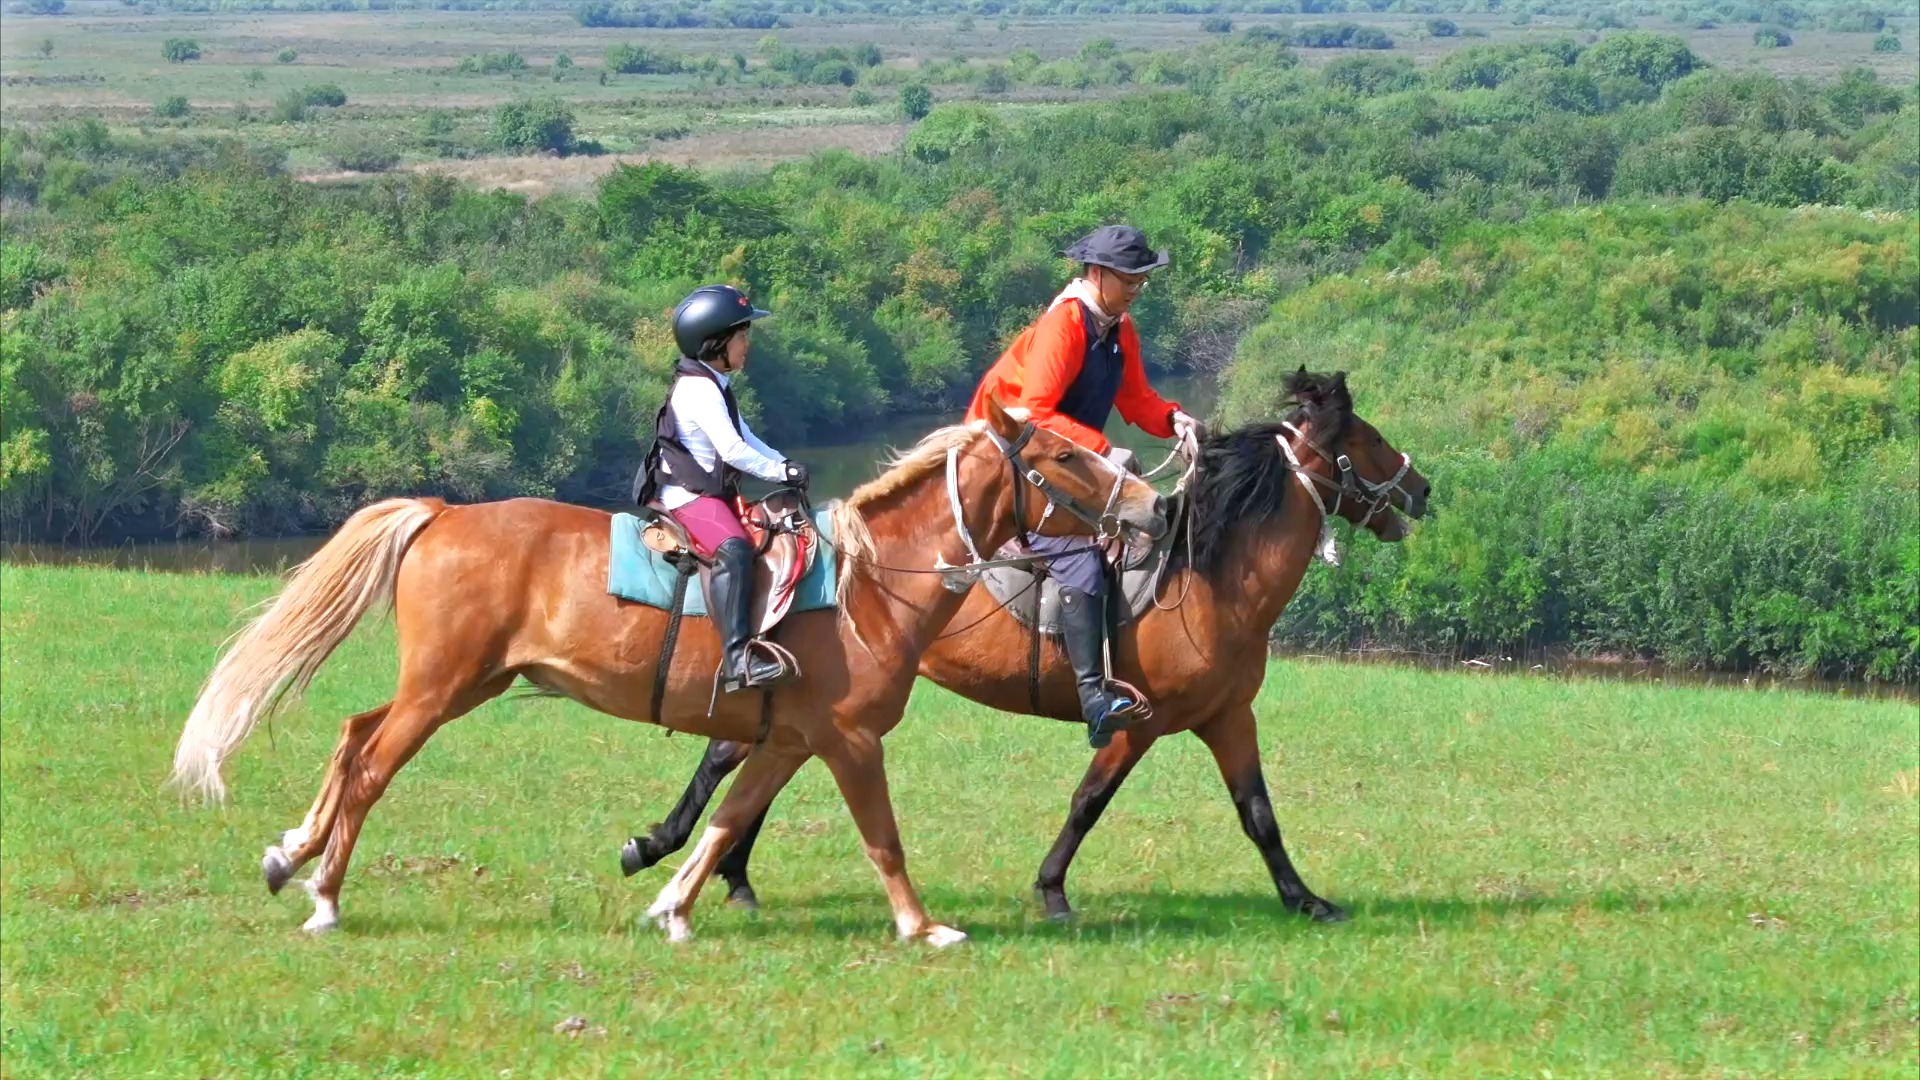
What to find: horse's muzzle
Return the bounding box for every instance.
[1127,495,1171,541]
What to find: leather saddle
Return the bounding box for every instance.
[979,520,1175,638]
[638,490,819,638]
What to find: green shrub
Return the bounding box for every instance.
[899,82,932,120]
[152,94,190,119]
[604,43,678,74]
[161,37,200,63]
[300,83,346,107]
[493,97,574,153]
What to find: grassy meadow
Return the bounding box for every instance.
[1,563,1915,1076]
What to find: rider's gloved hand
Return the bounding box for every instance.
[1171,409,1205,444]
[781,460,811,490]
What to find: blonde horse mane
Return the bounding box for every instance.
[827,411,1028,635]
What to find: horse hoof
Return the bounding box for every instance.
[1033,886,1073,922]
[725,886,760,912]
[262,847,296,895]
[923,925,969,948]
[619,837,649,877]
[1299,898,1349,924]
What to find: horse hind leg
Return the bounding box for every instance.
[300,673,511,933]
[619,737,751,877]
[263,703,391,895]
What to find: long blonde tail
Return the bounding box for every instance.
[170,497,445,803]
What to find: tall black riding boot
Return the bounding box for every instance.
[1058,585,1141,749]
[710,538,784,691]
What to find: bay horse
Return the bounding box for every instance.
[626,369,1430,923]
[169,396,1167,945]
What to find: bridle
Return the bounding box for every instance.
[937,420,1145,591]
[1276,416,1418,567]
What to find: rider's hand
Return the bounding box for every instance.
[781,460,811,489]
[1171,409,1205,443]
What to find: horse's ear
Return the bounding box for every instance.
[981,394,1022,442]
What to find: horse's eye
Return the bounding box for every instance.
[1054,450,1074,463]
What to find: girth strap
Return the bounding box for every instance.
[651,560,697,725]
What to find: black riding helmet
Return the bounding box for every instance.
[672,284,771,359]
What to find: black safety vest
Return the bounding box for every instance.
[632,358,746,508]
[1052,300,1127,434]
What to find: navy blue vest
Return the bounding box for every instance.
[1052,300,1126,434]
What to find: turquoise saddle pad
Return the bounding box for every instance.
[607,509,839,616]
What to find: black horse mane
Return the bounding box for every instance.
[1176,369,1352,574]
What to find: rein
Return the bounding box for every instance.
[934,420,1141,592]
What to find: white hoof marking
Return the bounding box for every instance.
[923,925,969,948]
[301,878,338,933]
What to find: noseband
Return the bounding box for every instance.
[1276,419,1418,566]
[937,420,1139,590]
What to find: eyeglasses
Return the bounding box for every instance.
[1107,271,1149,293]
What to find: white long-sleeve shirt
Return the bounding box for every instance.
[658,361,789,509]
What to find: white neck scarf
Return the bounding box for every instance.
[1048,278,1119,337]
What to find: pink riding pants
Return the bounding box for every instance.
[667,496,748,558]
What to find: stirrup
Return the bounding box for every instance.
[1086,677,1153,749]
[720,639,800,695]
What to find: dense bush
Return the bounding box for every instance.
[493,97,575,153]
[458,51,528,75]
[604,43,679,74]
[152,95,190,119]
[1231,205,1916,681]
[161,38,200,63]
[899,82,932,120]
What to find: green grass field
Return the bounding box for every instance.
[2,564,1916,1076]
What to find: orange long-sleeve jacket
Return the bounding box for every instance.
[964,299,1181,454]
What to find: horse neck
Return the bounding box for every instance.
[846,446,1021,656]
[1216,470,1328,642]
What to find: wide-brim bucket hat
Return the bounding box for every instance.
[1063,224,1171,274]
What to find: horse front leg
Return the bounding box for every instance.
[620,737,752,877]
[1193,705,1346,922]
[645,743,808,943]
[818,731,965,946]
[1032,727,1158,921]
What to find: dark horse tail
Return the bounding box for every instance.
[169,498,447,803]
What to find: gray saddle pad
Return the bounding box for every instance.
[979,524,1178,637]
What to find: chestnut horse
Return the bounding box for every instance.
[627,370,1430,923]
[169,397,1167,945]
